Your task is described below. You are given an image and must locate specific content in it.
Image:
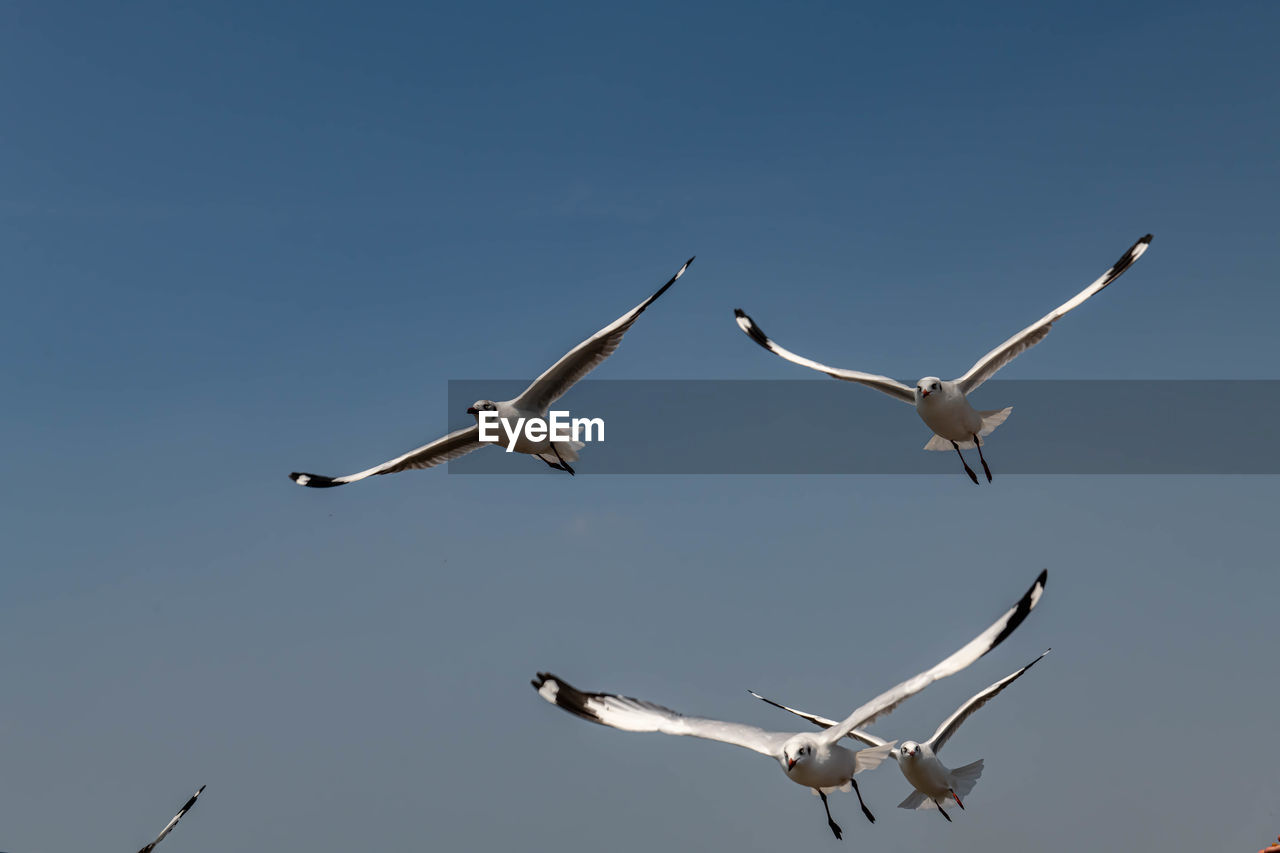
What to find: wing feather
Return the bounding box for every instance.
[513,257,694,412]
[289,425,483,488]
[135,785,205,853]
[733,309,915,403]
[533,672,789,757]
[955,235,1152,394]
[927,650,1049,753]
[747,691,888,749]
[818,570,1048,745]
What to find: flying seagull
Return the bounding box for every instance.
[734,235,1151,483]
[752,650,1049,822]
[533,570,1046,840]
[289,257,693,486]
[136,785,205,853]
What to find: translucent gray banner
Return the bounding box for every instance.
[444,380,1276,474]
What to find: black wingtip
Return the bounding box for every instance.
[733,308,773,350]
[1105,235,1153,281]
[988,570,1048,653]
[532,672,605,725]
[289,472,343,488]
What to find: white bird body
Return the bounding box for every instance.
[896,741,960,801]
[534,571,1046,839]
[290,257,693,486]
[481,400,580,458]
[780,735,893,793]
[735,235,1152,481]
[914,380,984,444]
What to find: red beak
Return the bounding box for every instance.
[787,758,797,771]
[920,389,930,398]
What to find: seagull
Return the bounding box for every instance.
[532,570,1046,840]
[751,650,1049,822]
[136,785,205,853]
[734,235,1152,483]
[289,257,693,486]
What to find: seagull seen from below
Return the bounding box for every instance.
[752,650,1049,822]
[734,235,1152,483]
[290,257,693,486]
[136,785,205,853]
[532,570,1046,840]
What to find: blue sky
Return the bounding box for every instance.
[2,1,1277,851]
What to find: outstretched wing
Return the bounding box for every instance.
[927,649,1049,754]
[513,257,694,412]
[136,785,205,853]
[819,570,1048,746]
[747,691,889,749]
[955,235,1152,394]
[289,424,483,488]
[533,672,789,757]
[733,309,916,404]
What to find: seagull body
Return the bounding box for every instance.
[136,785,205,853]
[734,235,1152,482]
[533,570,1046,839]
[290,257,694,486]
[751,651,1049,822]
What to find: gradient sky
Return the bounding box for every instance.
[2,1,1278,851]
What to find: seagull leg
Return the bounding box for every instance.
[973,436,992,482]
[850,777,876,823]
[550,443,576,476]
[535,449,576,476]
[951,441,979,485]
[817,790,844,840]
[935,801,953,822]
[535,455,567,473]
[950,788,965,810]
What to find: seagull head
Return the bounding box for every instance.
[781,736,817,773]
[466,400,497,417]
[915,378,943,400]
[899,741,922,759]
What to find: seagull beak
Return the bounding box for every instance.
[466,406,478,415]
[787,758,797,771]
[920,389,930,398]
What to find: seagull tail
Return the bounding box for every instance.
[922,407,1013,451]
[853,741,898,774]
[898,789,931,810]
[556,440,585,462]
[948,758,985,800]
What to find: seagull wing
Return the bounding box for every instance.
[135,785,205,853]
[512,257,694,412]
[927,649,1049,754]
[533,672,790,757]
[733,309,915,404]
[955,235,1152,394]
[818,569,1048,746]
[747,691,889,749]
[289,424,483,488]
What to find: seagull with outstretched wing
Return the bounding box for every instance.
[752,650,1049,822]
[735,235,1152,483]
[290,256,693,486]
[534,570,1046,840]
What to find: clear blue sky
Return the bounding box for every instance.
[2,1,1277,851]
